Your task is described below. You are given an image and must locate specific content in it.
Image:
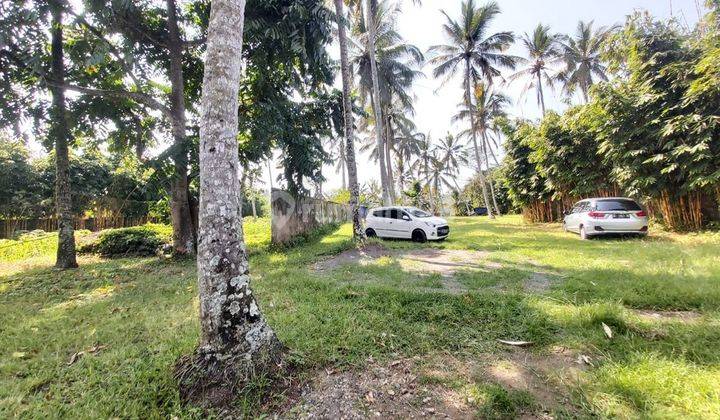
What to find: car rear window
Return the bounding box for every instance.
[595,199,642,211]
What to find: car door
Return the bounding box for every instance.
[569,202,585,231]
[384,208,401,238]
[566,203,579,231]
[373,209,390,237]
[395,210,414,239]
[574,201,590,233]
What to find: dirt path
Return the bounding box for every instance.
[312,246,498,294]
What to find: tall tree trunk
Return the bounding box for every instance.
[581,85,589,104]
[537,72,546,115]
[488,131,501,166]
[435,178,445,216]
[365,0,391,206]
[49,1,78,269]
[481,129,502,215]
[166,0,196,255]
[397,154,405,197]
[316,167,323,198]
[340,145,347,190]
[177,0,282,405]
[384,113,396,202]
[465,63,495,219]
[266,158,274,190]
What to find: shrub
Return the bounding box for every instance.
[84,225,170,257]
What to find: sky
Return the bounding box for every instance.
[304,0,706,195]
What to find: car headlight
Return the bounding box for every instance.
[424,221,436,228]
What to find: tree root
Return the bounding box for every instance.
[175,338,286,409]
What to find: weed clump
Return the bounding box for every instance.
[81,225,170,257]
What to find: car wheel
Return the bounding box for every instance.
[579,225,588,240]
[411,229,427,243]
[365,228,377,238]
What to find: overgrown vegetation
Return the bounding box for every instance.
[500,8,720,230]
[1,217,719,417]
[80,225,172,258]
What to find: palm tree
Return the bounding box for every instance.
[428,0,517,219]
[330,0,365,239]
[435,133,469,191]
[557,21,615,103]
[508,24,562,115]
[364,0,390,205]
[454,83,509,215]
[393,124,424,195]
[409,133,434,184]
[352,1,423,203]
[428,156,453,215]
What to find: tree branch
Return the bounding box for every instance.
[183,37,206,48]
[3,47,171,119]
[53,82,173,119]
[67,10,150,86]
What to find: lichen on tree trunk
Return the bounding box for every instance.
[176,0,283,407]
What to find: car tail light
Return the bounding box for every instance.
[636,210,647,217]
[588,211,605,219]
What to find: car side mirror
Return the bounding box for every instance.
[563,210,570,216]
[402,215,411,221]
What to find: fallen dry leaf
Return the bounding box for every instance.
[365,391,375,403]
[577,354,593,366]
[68,351,84,365]
[68,344,107,365]
[498,339,534,347]
[601,323,613,339]
[12,352,27,359]
[87,344,107,354]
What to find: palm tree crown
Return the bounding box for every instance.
[508,24,562,114]
[427,0,517,88]
[557,20,615,102]
[351,1,424,110]
[427,0,517,219]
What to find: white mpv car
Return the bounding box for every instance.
[366,206,449,242]
[563,197,649,239]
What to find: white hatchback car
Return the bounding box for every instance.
[563,197,649,239]
[365,206,449,242]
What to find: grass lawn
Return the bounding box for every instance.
[1,215,719,418]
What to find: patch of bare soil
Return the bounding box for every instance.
[395,249,491,277]
[633,309,702,323]
[285,358,472,419]
[312,244,390,272]
[484,347,587,411]
[524,272,552,293]
[313,246,498,295]
[282,350,587,419]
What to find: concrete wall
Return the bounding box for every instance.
[271,189,351,244]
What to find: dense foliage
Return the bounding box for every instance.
[500,11,720,230]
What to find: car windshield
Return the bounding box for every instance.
[405,207,431,218]
[595,199,642,211]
